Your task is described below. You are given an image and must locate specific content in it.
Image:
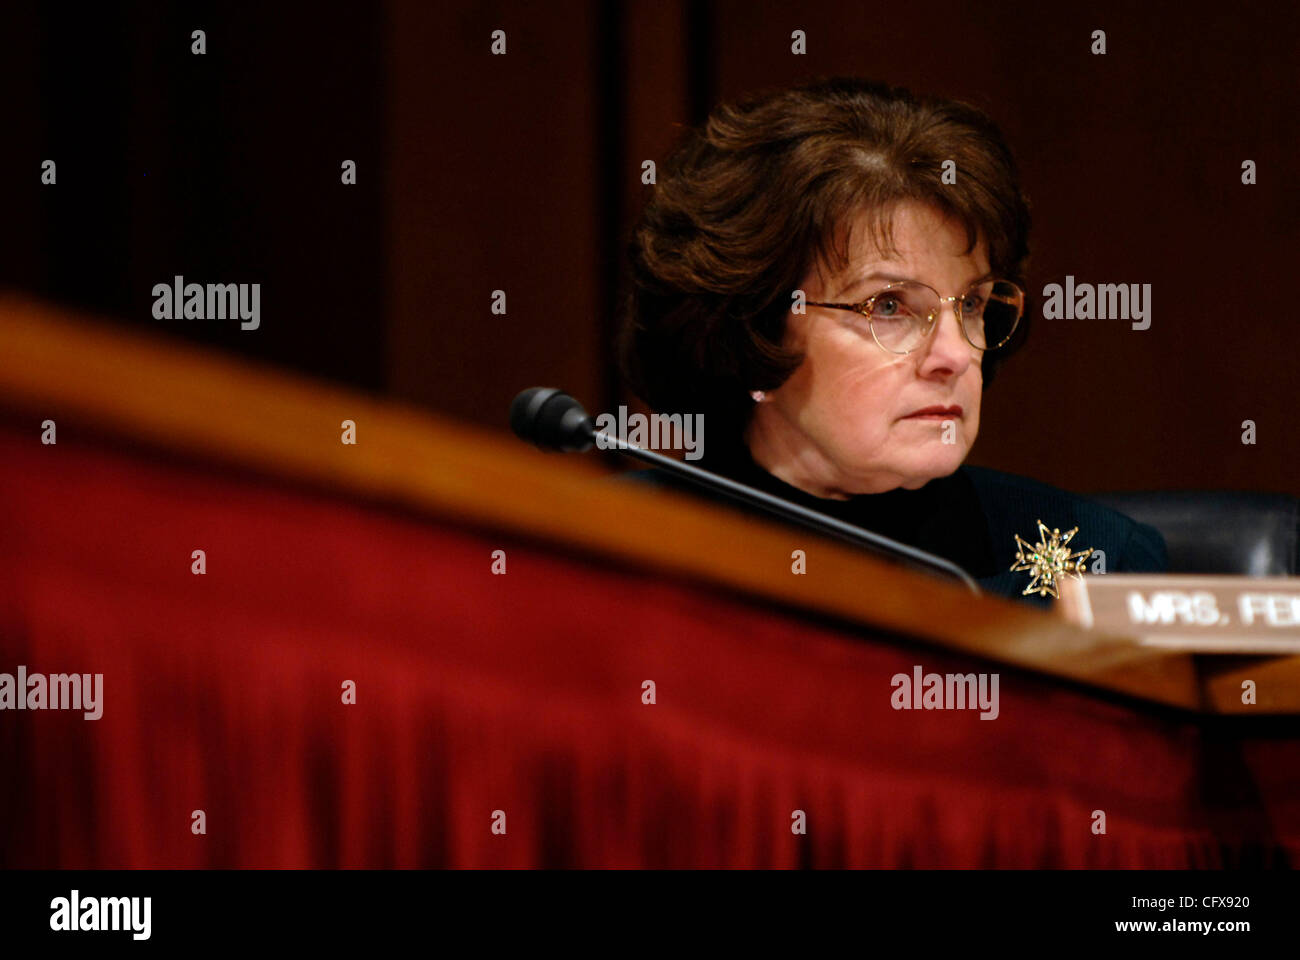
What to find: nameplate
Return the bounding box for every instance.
[1057,575,1300,653]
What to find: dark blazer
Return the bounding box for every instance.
[612,451,1168,609]
[961,465,1167,605]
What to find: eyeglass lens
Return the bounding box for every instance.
[869,280,1021,352]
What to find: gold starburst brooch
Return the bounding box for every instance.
[1010,520,1094,599]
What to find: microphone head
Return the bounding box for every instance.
[509,387,595,452]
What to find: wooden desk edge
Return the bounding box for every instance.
[1,294,1291,714]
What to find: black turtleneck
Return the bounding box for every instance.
[663,435,1000,579]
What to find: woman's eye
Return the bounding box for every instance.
[874,295,903,316]
[962,295,985,313]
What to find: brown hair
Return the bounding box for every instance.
[618,75,1032,439]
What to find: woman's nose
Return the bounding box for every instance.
[919,303,973,372]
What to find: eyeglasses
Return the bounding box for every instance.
[806,277,1025,354]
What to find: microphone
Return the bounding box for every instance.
[510,387,979,593]
[509,386,598,452]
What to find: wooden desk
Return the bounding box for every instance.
[1,295,1297,867]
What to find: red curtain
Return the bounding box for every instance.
[1,421,1296,868]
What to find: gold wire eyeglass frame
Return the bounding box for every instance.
[806,277,1026,355]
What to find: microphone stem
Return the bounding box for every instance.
[592,428,979,593]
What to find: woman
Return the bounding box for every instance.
[616,76,1167,607]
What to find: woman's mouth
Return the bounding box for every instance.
[902,405,963,420]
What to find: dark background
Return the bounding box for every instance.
[3,0,1296,493]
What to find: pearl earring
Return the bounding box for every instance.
[750,390,766,403]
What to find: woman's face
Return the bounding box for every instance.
[747,200,988,496]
